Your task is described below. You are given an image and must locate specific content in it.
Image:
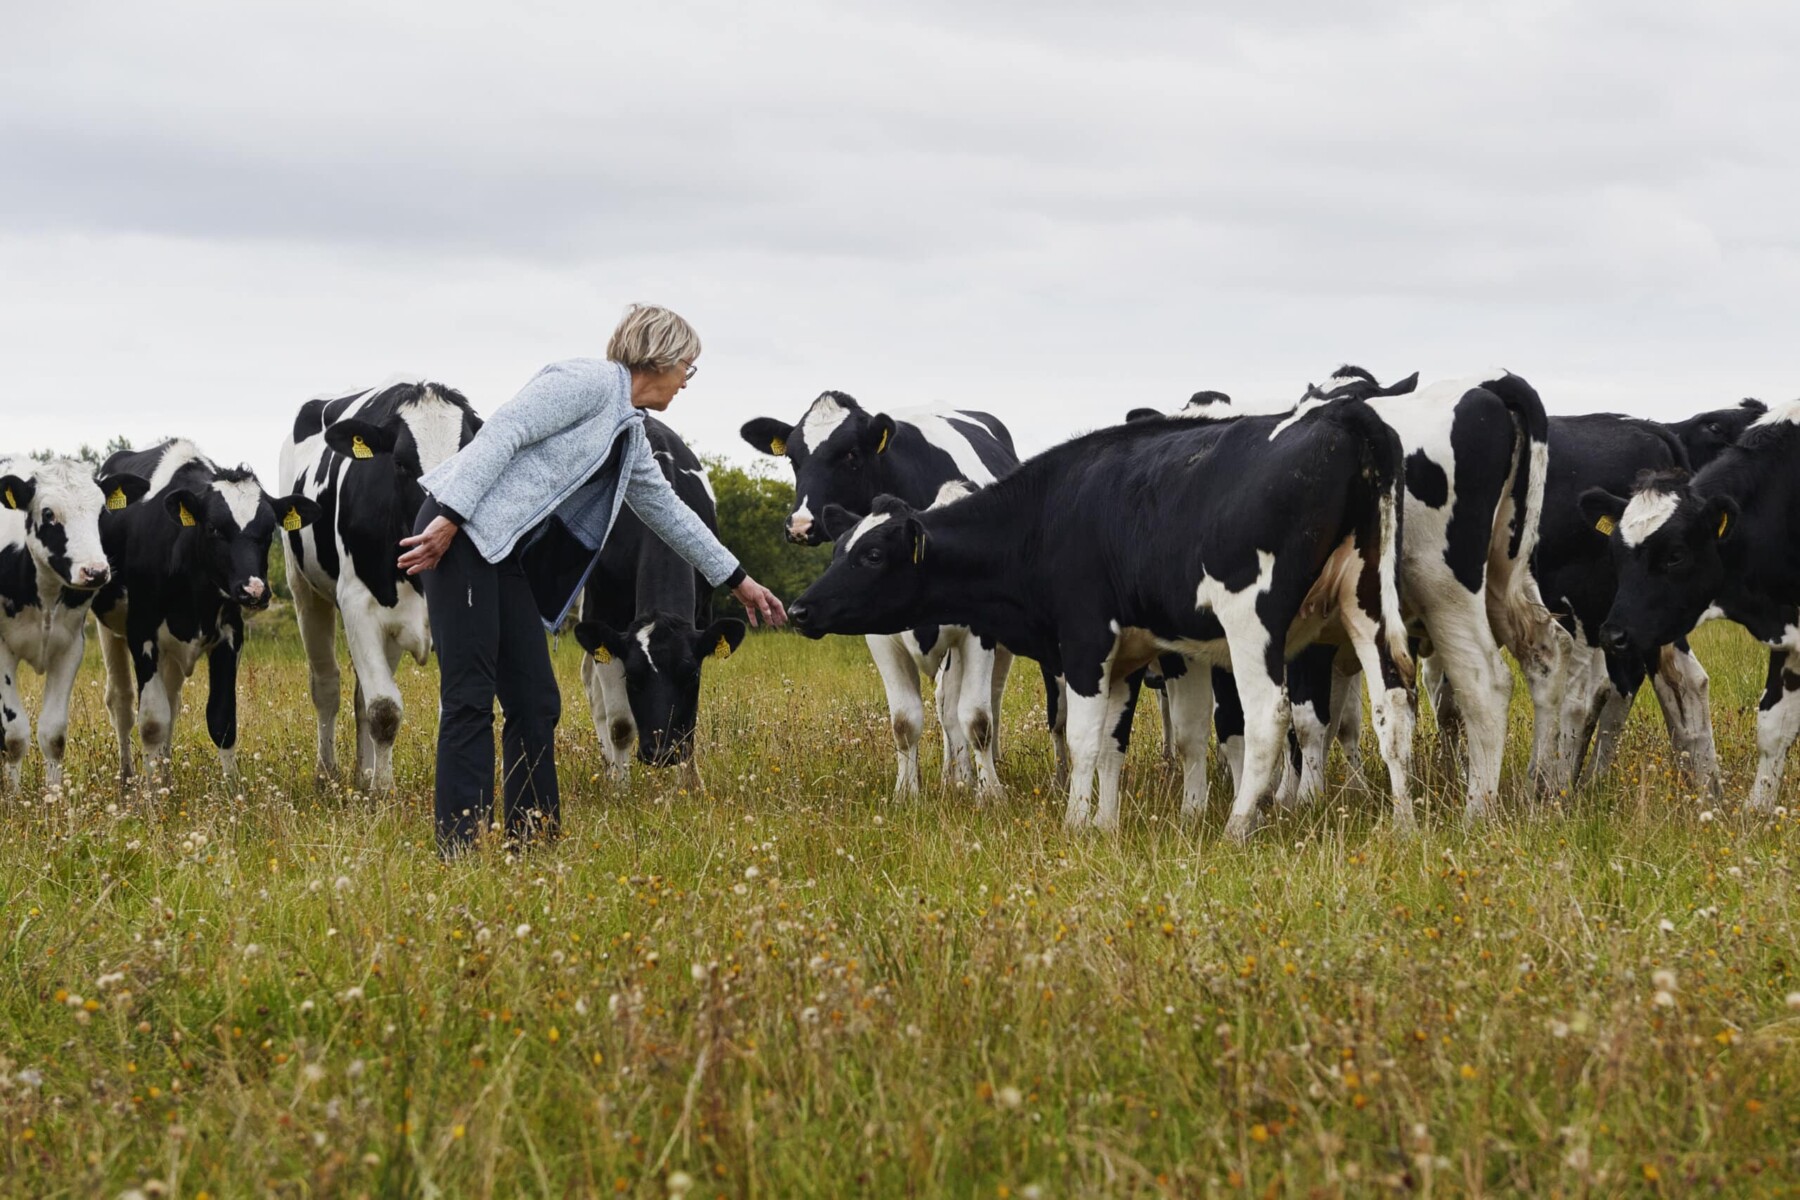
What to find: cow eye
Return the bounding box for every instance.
[859,546,884,566]
[40,508,54,523]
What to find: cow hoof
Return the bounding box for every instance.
[1222,814,1259,843]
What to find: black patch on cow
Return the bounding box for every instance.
[1404,450,1449,508]
[1211,667,1243,741]
[912,624,939,655]
[0,545,36,616]
[1441,393,1516,592]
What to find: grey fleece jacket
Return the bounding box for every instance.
[420,356,739,590]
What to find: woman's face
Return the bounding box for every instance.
[632,358,695,412]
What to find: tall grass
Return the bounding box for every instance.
[1,617,1796,1196]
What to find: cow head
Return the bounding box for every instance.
[1303,365,1420,402]
[0,459,149,590]
[741,391,895,545]
[573,613,748,766]
[1583,470,1735,655]
[163,469,321,609]
[788,496,930,638]
[1669,398,1766,472]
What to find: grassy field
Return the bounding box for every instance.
[2,613,1797,1197]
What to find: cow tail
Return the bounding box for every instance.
[1331,399,1413,684]
[1482,371,1555,655]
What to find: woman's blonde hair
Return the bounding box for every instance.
[606,303,701,372]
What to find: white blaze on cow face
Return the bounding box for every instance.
[1620,489,1681,547]
[844,512,892,552]
[212,477,265,531]
[797,393,853,453]
[788,495,815,540]
[635,622,658,673]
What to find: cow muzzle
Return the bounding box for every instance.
[785,521,815,545]
[236,577,271,609]
[71,562,111,589]
[1600,623,1633,655]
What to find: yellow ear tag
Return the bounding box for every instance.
[877,427,891,453]
[770,437,786,455]
[107,487,128,511]
[712,636,733,660]
[2,488,14,510]
[1594,515,1616,536]
[178,503,197,528]
[912,536,924,564]
[282,506,303,532]
[351,435,374,460]
[1717,512,1729,538]
[593,645,613,664]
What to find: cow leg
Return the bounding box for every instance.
[955,640,1002,798]
[1421,653,1463,766]
[1060,684,1111,831]
[341,589,403,792]
[1220,652,1291,843]
[1164,662,1215,823]
[0,648,27,792]
[1092,669,1144,831]
[1328,657,1365,776]
[988,643,1013,766]
[933,647,971,788]
[1042,665,1070,787]
[1561,643,1610,786]
[1522,623,1574,797]
[1337,592,1419,833]
[1280,646,1336,811]
[868,634,925,799]
[132,637,178,784]
[580,650,635,781]
[291,575,342,781]
[98,623,137,782]
[206,631,242,787]
[34,624,86,792]
[1650,642,1720,797]
[1749,649,1800,812]
[1211,666,1245,793]
[1421,597,1510,824]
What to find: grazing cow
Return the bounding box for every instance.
[568,415,746,781]
[278,380,483,790]
[92,440,319,782]
[788,394,1417,840]
[0,457,149,790]
[1585,399,1800,811]
[1536,400,1765,792]
[741,393,1031,796]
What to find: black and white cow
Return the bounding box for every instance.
[741,392,1028,796]
[0,457,149,790]
[788,394,1417,840]
[93,440,320,783]
[278,380,483,790]
[1536,399,1766,792]
[569,414,746,781]
[1584,400,1800,812]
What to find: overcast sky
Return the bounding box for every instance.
[5,1,1799,487]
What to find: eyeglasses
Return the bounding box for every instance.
[679,359,698,381]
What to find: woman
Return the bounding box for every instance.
[398,304,786,856]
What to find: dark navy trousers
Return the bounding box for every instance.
[416,499,561,855]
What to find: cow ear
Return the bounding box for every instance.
[1578,488,1628,537]
[694,618,748,663]
[905,516,928,565]
[1125,408,1164,423]
[163,488,202,528]
[740,418,793,457]
[820,504,863,541]
[862,413,896,455]
[324,419,397,461]
[0,475,33,512]
[573,619,629,664]
[96,473,150,511]
[1706,494,1740,543]
[266,493,322,533]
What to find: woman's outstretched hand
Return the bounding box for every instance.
[732,576,787,628]
[398,515,458,575]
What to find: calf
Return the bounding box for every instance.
[0,457,149,789]
[568,415,746,781]
[93,440,319,782]
[1585,399,1800,811]
[278,380,483,790]
[742,392,1031,796]
[1536,400,1765,792]
[789,395,1417,840]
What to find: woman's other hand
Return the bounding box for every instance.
[398,515,459,575]
[731,576,787,628]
